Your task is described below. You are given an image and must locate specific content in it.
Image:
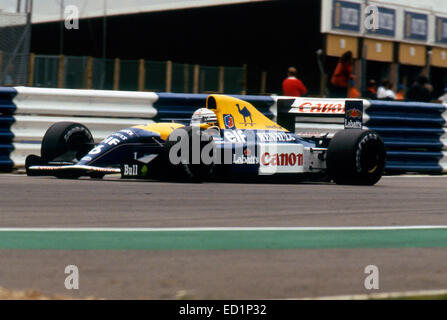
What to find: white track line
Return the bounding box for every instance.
[0,226,446,232]
[382,175,447,178]
[296,289,447,300]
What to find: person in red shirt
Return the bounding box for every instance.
[330,50,354,98]
[282,67,308,97]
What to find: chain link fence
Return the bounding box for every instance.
[119,59,139,91]
[28,54,245,94]
[200,66,220,93]
[145,60,167,92]
[64,56,88,89]
[0,11,31,86]
[172,62,193,93]
[33,55,59,88]
[224,66,244,94]
[91,58,114,90]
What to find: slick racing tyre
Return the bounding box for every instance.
[163,126,215,182]
[41,122,94,164]
[327,129,386,185]
[25,154,42,176]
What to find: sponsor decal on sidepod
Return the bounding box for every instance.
[258,144,304,175]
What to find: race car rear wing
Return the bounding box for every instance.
[276,97,364,136]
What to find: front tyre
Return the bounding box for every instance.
[327,129,386,185]
[25,154,42,176]
[41,122,94,164]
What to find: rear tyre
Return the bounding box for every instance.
[163,126,215,182]
[41,122,94,164]
[327,129,386,185]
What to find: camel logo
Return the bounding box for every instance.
[236,104,253,127]
[223,114,235,129]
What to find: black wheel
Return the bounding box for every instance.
[41,122,94,164]
[162,126,215,182]
[327,129,386,185]
[25,154,42,176]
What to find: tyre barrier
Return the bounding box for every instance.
[277,97,447,174]
[0,87,275,170]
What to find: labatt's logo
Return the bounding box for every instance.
[233,148,259,164]
[293,100,344,114]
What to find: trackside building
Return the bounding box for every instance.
[2,0,447,97]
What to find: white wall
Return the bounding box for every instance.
[9,0,266,24]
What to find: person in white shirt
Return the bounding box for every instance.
[437,87,447,103]
[377,79,396,100]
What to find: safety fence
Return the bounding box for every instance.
[0,11,31,87]
[26,54,246,94]
[1,86,446,174]
[277,97,447,174]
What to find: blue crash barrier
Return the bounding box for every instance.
[0,87,17,170]
[366,100,446,174]
[1,86,446,174]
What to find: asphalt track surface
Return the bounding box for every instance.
[0,174,446,299]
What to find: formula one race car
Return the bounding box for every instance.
[25,94,386,185]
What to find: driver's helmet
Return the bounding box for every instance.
[190,108,217,126]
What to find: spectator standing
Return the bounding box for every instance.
[363,79,377,99]
[377,79,396,100]
[347,79,361,98]
[395,84,405,100]
[330,50,354,98]
[282,67,308,97]
[406,75,432,102]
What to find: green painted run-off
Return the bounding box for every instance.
[0,229,446,250]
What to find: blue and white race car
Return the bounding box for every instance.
[25,94,386,185]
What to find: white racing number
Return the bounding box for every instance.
[88,145,104,155]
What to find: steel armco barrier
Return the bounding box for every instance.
[1,86,446,174]
[0,87,16,171]
[7,87,159,168]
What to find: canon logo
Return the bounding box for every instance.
[298,102,344,113]
[261,152,303,166]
